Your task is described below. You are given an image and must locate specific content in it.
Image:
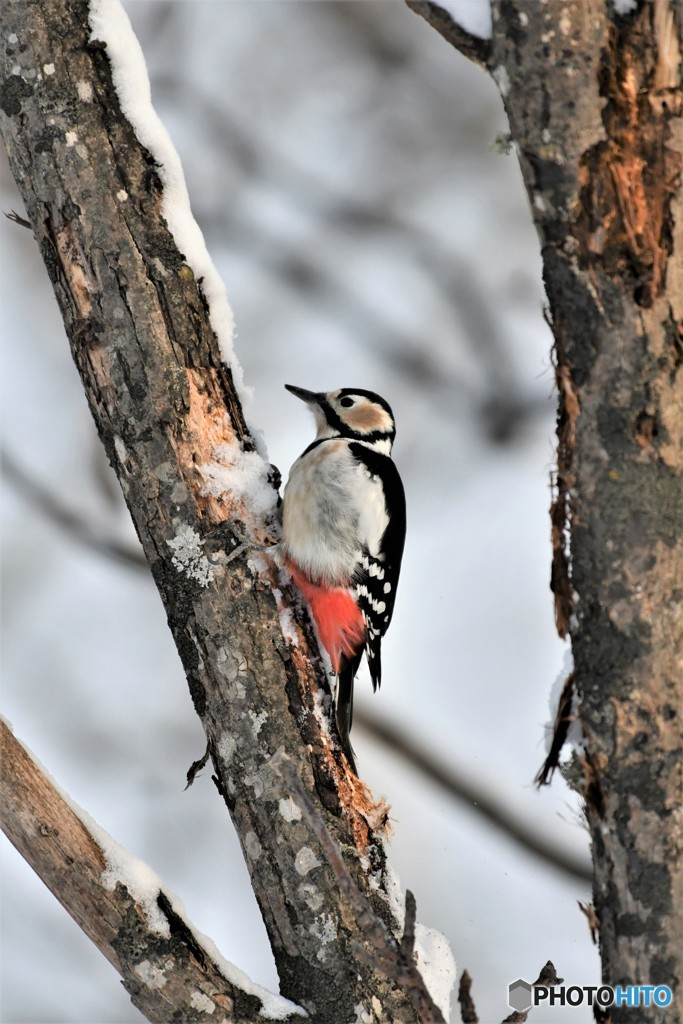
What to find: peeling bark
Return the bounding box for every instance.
[497,1,683,1015]
[0,3,433,1021]
[412,0,682,1017]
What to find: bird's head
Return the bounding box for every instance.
[285,385,396,453]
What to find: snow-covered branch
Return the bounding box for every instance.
[405,2,492,69]
[0,1,452,1020]
[0,721,304,1024]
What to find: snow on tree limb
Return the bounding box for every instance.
[0,720,306,1024]
[0,2,448,1019]
[87,0,243,401]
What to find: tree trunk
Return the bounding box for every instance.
[0,3,438,1021]
[410,0,682,1017]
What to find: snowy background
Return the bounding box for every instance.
[1,2,598,1021]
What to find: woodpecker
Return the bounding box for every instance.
[280,385,406,773]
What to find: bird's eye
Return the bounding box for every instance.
[340,396,355,408]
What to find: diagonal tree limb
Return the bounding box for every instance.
[0,720,305,1024]
[0,2,427,1019]
[457,969,479,1023]
[405,2,492,70]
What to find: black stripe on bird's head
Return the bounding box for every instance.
[285,385,396,450]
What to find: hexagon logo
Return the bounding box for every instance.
[508,979,533,1012]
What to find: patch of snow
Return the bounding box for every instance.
[545,646,582,752]
[88,1,248,404]
[200,441,278,523]
[182,923,306,1020]
[382,862,406,931]
[116,189,128,202]
[438,0,492,39]
[414,924,457,1023]
[167,524,214,587]
[380,862,456,1019]
[492,64,510,98]
[272,588,298,646]
[310,683,334,740]
[7,726,306,1021]
[247,551,273,583]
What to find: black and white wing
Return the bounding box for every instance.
[349,442,406,691]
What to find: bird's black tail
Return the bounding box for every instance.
[336,649,363,774]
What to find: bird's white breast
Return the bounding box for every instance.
[281,440,389,586]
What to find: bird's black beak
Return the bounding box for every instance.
[285,385,324,406]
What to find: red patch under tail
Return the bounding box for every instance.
[287,563,365,672]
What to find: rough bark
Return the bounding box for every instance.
[0,721,304,1024]
[0,3,433,1021]
[411,0,683,1018]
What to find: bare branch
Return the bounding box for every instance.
[0,721,304,1024]
[405,2,491,70]
[535,671,576,787]
[4,208,31,228]
[501,961,562,1023]
[457,970,479,1023]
